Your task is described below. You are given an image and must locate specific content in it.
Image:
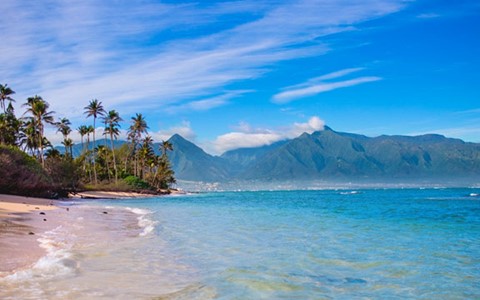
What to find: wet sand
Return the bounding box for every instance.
[0,194,63,274]
[0,193,147,278]
[69,191,157,199]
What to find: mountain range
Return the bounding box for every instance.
[168,126,480,183]
[60,126,480,184]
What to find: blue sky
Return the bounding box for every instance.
[1,0,479,154]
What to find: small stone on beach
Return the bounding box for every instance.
[43,219,47,221]
[28,232,35,235]
[39,212,45,215]
[103,211,108,214]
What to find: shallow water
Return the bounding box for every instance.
[1,188,479,299]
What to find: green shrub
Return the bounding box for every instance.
[123,175,151,190]
[0,145,55,197]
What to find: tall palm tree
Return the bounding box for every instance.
[0,103,20,145]
[77,125,88,154]
[84,99,105,184]
[103,110,123,183]
[62,138,74,158]
[151,140,175,189]
[19,117,39,156]
[56,117,71,155]
[139,135,154,179]
[128,113,148,177]
[23,95,55,166]
[0,84,15,114]
[85,125,95,182]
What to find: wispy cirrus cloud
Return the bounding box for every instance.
[272,68,382,104]
[165,90,252,114]
[416,13,441,19]
[1,0,405,120]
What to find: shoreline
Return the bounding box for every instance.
[69,190,158,199]
[0,194,63,275]
[69,189,186,200]
[0,191,158,277]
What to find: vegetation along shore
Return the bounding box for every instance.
[0,83,176,198]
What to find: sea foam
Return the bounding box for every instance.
[126,207,157,237]
[2,226,78,283]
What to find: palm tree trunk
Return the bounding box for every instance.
[110,133,118,184]
[81,136,86,172]
[92,118,97,184]
[87,134,92,183]
[104,131,111,182]
[39,124,44,167]
[63,134,68,157]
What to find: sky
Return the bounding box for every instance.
[1,0,479,155]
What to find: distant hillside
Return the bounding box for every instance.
[56,140,127,157]
[171,127,480,182]
[167,134,232,182]
[238,127,480,180]
[56,127,480,183]
[221,140,288,172]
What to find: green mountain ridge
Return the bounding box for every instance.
[167,134,231,182]
[169,127,480,182]
[56,128,480,183]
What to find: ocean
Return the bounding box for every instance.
[1,188,479,299]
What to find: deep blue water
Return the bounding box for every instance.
[110,188,480,299]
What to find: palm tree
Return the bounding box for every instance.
[0,84,15,114]
[85,125,95,183]
[77,125,88,154]
[139,135,154,179]
[160,140,173,157]
[19,117,39,156]
[84,99,105,184]
[151,141,175,189]
[152,155,175,189]
[45,148,62,159]
[94,145,111,181]
[23,95,55,166]
[62,138,74,158]
[56,117,71,155]
[127,113,148,177]
[0,103,20,145]
[103,110,123,183]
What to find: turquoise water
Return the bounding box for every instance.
[1,188,479,299]
[110,188,480,299]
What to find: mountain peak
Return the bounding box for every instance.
[169,133,186,141]
[323,125,334,131]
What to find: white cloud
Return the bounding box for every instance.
[212,132,282,154]
[272,68,382,103]
[2,0,405,119]
[290,116,325,137]
[211,116,325,154]
[150,121,197,142]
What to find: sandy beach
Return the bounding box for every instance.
[0,191,149,276]
[0,194,63,274]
